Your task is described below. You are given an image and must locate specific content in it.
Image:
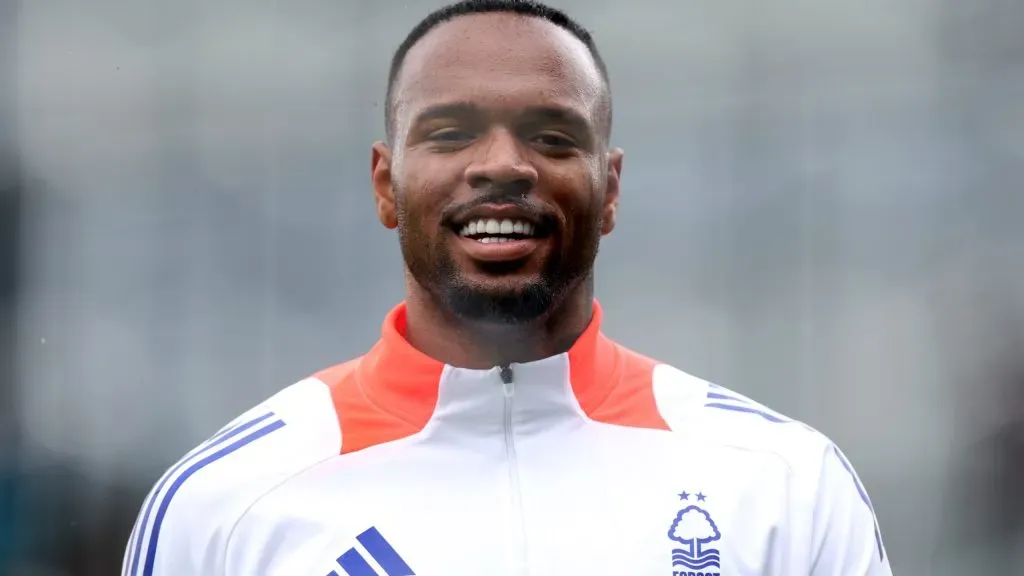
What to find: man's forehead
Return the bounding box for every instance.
[393,13,604,118]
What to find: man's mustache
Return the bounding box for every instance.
[442,187,552,225]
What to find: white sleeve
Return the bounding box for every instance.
[120,469,226,576]
[118,418,267,576]
[810,444,893,576]
[121,381,340,575]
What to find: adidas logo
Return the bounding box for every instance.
[326,527,416,576]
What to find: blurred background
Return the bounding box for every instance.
[1,0,1023,574]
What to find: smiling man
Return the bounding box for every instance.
[123,1,893,575]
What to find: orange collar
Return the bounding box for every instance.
[355,300,620,427]
[326,299,668,454]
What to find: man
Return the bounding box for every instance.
[123,1,892,575]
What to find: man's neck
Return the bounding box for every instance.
[401,281,594,370]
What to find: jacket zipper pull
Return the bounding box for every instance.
[499,364,514,396]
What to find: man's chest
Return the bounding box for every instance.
[224,438,807,576]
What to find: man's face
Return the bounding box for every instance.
[372,13,622,325]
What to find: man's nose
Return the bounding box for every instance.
[463,129,539,192]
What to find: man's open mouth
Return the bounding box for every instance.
[457,217,540,243]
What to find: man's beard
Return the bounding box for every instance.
[400,234,559,325]
[441,265,557,324]
[398,216,600,327]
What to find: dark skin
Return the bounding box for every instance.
[371,13,623,370]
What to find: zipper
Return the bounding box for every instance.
[500,364,529,575]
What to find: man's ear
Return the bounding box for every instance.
[601,147,623,235]
[371,141,398,229]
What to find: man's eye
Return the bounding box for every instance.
[532,133,575,148]
[428,129,470,142]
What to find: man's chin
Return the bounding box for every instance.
[460,268,540,290]
[442,279,554,325]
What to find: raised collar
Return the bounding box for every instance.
[354,300,621,430]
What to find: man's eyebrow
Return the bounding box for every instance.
[411,102,482,124]
[410,103,592,131]
[520,106,591,132]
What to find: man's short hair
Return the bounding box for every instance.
[384,0,611,142]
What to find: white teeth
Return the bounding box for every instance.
[459,218,536,238]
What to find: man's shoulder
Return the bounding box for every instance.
[150,354,368,501]
[128,377,345,570]
[180,354,365,489]
[178,374,344,490]
[646,359,834,473]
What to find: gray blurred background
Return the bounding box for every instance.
[1,0,1023,574]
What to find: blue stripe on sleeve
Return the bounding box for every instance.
[704,402,790,423]
[131,412,283,575]
[832,445,884,561]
